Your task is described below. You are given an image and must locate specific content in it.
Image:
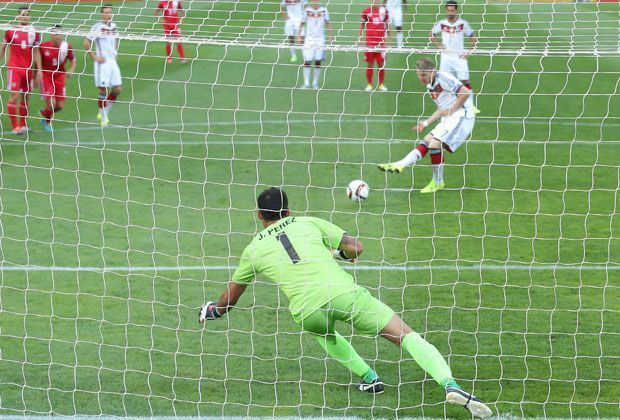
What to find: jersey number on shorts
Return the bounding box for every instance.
[276,232,301,264]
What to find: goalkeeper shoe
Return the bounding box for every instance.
[40,119,53,133]
[358,378,384,394]
[364,84,373,92]
[446,386,492,419]
[378,84,388,92]
[378,163,403,174]
[420,180,445,194]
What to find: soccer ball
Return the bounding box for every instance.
[346,180,369,202]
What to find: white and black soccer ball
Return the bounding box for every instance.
[346,180,369,202]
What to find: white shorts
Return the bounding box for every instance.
[285,18,301,37]
[430,112,475,152]
[94,59,122,88]
[387,7,403,27]
[302,45,325,62]
[440,54,470,81]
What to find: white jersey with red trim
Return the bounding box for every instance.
[431,18,474,56]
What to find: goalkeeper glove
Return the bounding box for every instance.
[332,249,357,263]
[198,301,222,323]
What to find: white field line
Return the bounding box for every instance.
[0,264,616,272]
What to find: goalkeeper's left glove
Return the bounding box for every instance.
[332,249,357,263]
[198,301,222,323]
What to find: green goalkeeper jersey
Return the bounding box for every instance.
[232,216,359,321]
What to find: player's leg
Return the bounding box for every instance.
[104,61,122,120]
[379,315,492,418]
[312,49,324,89]
[377,52,387,91]
[426,149,445,193]
[378,134,441,173]
[7,69,22,133]
[18,92,29,133]
[164,25,173,63]
[174,27,186,62]
[299,304,382,393]
[364,52,374,91]
[302,46,312,88]
[391,9,404,48]
[97,87,108,125]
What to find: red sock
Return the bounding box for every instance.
[98,94,106,111]
[378,68,385,84]
[416,143,429,157]
[106,93,117,104]
[366,67,373,84]
[7,101,19,129]
[430,152,444,164]
[19,101,28,127]
[41,107,53,121]
[177,43,185,59]
[166,43,172,57]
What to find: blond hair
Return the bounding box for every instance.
[416,58,436,71]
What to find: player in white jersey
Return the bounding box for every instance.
[83,4,121,126]
[281,0,306,62]
[384,0,406,48]
[298,0,332,89]
[378,58,474,194]
[430,1,478,112]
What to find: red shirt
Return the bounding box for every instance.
[40,41,73,74]
[4,26,41,69]
[158,0,183,24]
[361,6,389,47]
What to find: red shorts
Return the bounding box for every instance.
[364,51,386,65]
[41,73,66,101]
[7,68,34,93]
[162,23,181,38]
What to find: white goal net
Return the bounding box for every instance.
[0,0,617,417]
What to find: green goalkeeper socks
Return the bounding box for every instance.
[316,332,372,379]
[402,331,455,388]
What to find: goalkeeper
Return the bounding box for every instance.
[199,187,492,418]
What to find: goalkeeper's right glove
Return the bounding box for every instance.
[198,301,222,323]
[332,249,357,263]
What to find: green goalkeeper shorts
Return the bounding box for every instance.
[297,286,395,337]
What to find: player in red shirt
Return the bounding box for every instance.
[38,25,76,133]
[359,0,391,91]
[155,0,186,64]
[0,7,42,135]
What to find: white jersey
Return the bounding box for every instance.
[281,0,306,21]
[385,0,402,9]
[301,6,329,44]
[427,71,473,114]
[431,18,474,56]
[87,21,119,60]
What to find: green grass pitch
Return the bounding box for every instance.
[0,0,618,417]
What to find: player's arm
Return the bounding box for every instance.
[281,2,288,19]
[429,31,443,49]
[331,233,363,263]
[0,41,7,63]
[297,20,305,44]
[67,53,77,77]
[33,45,43,84]
[83,38,105,63]
[198,281,248,322]
[326,20,333,44]
[462,32,478,58]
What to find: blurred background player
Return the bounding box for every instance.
[83,5,122,127]
[359,0,390,91]
[199,187,492,419]
[298,0,332,89]
[430,0,479,113]
[281,0,305,63]
[384,0,406,48]
[155,0,186,64]
[39,25,76,133]
[379,58,475,193]
[0,7,42,135]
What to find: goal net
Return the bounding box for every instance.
[0,0,617,417]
